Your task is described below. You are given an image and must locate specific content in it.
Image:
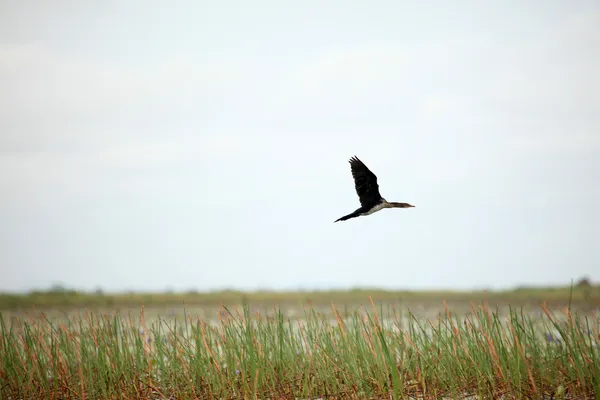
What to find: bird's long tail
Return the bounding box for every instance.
[334,210,361,223]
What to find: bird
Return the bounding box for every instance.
[335,156,414,222]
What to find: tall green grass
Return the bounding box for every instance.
[1,300,598,399]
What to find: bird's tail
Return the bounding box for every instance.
[334,210,360,223]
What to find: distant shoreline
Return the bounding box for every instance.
[1,284,598,310]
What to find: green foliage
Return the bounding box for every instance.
[1,302,598,399]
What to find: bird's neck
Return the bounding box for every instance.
[388,202,412,208]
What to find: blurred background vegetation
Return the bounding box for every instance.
[1,277,597,310]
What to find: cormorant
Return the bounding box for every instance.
[335,156,414,222]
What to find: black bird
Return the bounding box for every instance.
[335,156,414,222]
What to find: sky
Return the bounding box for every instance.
[0,1,599,293]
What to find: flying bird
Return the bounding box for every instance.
[335,156,414,223]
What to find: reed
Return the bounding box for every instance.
[1,300,598,399]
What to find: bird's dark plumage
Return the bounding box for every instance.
[349,156,381,209]
[335,156,414,223]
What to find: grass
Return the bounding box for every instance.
[1,300,599,399]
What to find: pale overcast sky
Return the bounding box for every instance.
[1,1,599,293]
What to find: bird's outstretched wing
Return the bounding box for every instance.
[348,156,381,208]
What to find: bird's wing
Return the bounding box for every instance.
[348,156,382,207]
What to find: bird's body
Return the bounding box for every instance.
[335,156,414,223]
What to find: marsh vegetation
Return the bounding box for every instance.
[1,296,599,399]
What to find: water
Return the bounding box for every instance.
[4,300,597,336]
